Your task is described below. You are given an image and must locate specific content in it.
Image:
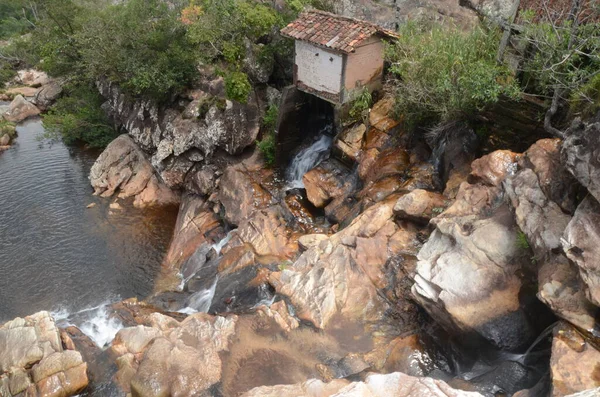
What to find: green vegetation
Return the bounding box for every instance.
[519,9,600,127]
[0,0,36,39]
[42,83,117,148]
[224,71,252,103]
[347,88,373,124]
[257,104,279,167]
[385,22,521,127]
[516,230,531,250]
[0,120,16,138]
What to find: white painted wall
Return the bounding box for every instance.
[295,41,343,95]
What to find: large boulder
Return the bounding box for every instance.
[89,135,179,208]
[412,180,536,351]
[393,189,448,224]
[2,95,41,123]
[0,312,88,397]
[111,313,237,396]
[562,195,600,307]
[303,159,353,208]
[550,322,600,397]
[461,0,518,20]
[33,80,63,111]
[241,371,485,397]
[269,196,420,330]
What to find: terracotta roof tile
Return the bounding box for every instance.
[280,10,399,54]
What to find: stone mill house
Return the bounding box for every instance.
[280,10,399,105]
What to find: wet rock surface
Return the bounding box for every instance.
[0,312,88,397]
[550,322,600,396]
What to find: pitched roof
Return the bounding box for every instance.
[280,10,399,54]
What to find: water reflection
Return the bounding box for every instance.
[0,118,177,322]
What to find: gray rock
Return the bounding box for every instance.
[562,121,600,205]
[2,95,40,123]
[33,80,63,110]
[563,195,600,307]
[90,134,179,207]
[412,182,535,351]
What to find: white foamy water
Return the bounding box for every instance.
[178,277,219,314]
[286,133,333,189]
[53,303,124,348]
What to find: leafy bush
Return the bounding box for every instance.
[0,0,35,39]
[385,22,521,126]
[0,120,16,138]
[347,88,373,124]
[31,0,197,102]
[224,71,252,103]
[185,0,282,65]
[42,84,117,148]
[570,73,600,118]
[262,104,279,134]
[257,133,276,167]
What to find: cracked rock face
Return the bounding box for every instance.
[97,79,260,190]
[0,311,88,397]
[562,121,600,205]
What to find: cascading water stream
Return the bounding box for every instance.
[53,302,124,349]
[286,125,333,189]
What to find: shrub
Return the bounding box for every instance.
[0,120,16,138]
[347,88,373,124]
[42,84,117,148]
[224,71,252,103]
[262,104,279,134]
[385,22,521,127]
[257,133,276,167]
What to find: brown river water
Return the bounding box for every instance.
[0,117,177,324]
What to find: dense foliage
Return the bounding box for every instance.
[385,22,521,127]
[42,83,117,148]
[0,0,36,39]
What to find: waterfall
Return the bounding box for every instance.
[53,302,124,348]
[286,126,333,189]
[179,277,219,314]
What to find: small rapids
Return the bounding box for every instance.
[53,302,124,348]
[286,128,333,189]
[179,277,219,314]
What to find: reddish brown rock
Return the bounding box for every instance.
[369,96,400,132]
[550,322,600,396]
[303,160,353,208]
[394,189,448,224]
[157,195,223,292]
[217,153,274,226]
[335,123,366,163]
[470,150,520,186]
